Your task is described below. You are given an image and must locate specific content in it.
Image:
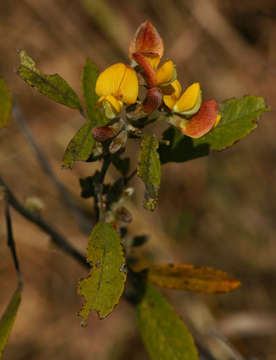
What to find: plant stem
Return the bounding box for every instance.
[94,155,112,222]
[12,102,92,234]
[0,177,89,269]
[4,191,23,290]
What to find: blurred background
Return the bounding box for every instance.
[0,0,276,359]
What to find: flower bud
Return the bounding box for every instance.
[143,87,163,113]
[115,206,133,223]
[129,21,164,66]
[109,130,128,154]
[92,126,115,142]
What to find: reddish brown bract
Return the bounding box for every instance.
[92,126,115,142]
[143,87,163,113]
[182,99,218,138]
[132,52,157,88]
[129,21,164,60]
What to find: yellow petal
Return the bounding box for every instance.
[144,55,160,70]
[174,82,201,113]
[98,95,122,113]
[104,95,122,113]
[214,114,221,127]
[96,63,126,97]
[117,65,139,104]
[98,95,122,119]
[96,63,138,105]
[156,60,176,86]
[163,80,182,109]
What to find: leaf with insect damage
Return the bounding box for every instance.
[78,222,126,323]
[17,50,82,111]
[138,135,161,211]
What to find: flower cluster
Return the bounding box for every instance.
[95,21,221,140]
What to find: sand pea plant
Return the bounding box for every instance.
[0,21,270,359]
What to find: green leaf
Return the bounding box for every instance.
[62,121,95,168]
[138,135,161,211]
[159,96,269,163]
[137,283,198,360]
[78,222,126,322]
[0,77,12,130]
[17,50,82,111]
[0,288,21,358]
[82,59,101,124]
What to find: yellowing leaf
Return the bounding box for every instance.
[17,50,82,111]
[78,222,126,323]
[146,264,241,294]
[62,121,95,168]
[0,288,21,358]
[0,77,12,130]
[137,283,198,360]
[138,135,161,211]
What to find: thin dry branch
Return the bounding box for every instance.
[0,176,89,269]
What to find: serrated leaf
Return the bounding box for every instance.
[78,222,126,322]
[145,264,241,294]
[137,283,198,360]
[17,50,82,111]
[138,135,161,211]
[0,77,12,130]
[62,121,95,168]
[159,96,269,163]
[0,288,21,358]
[82,59,105,126]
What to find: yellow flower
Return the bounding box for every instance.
[96,63,138,119]
[164,81,202,116]
[155,60,177,87]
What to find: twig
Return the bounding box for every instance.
[4,191,23,290]
[125,169,137,184]
[94,155,112,222]
[12,102,92,234]
[0,177,89,269]
[196,342,217,360]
